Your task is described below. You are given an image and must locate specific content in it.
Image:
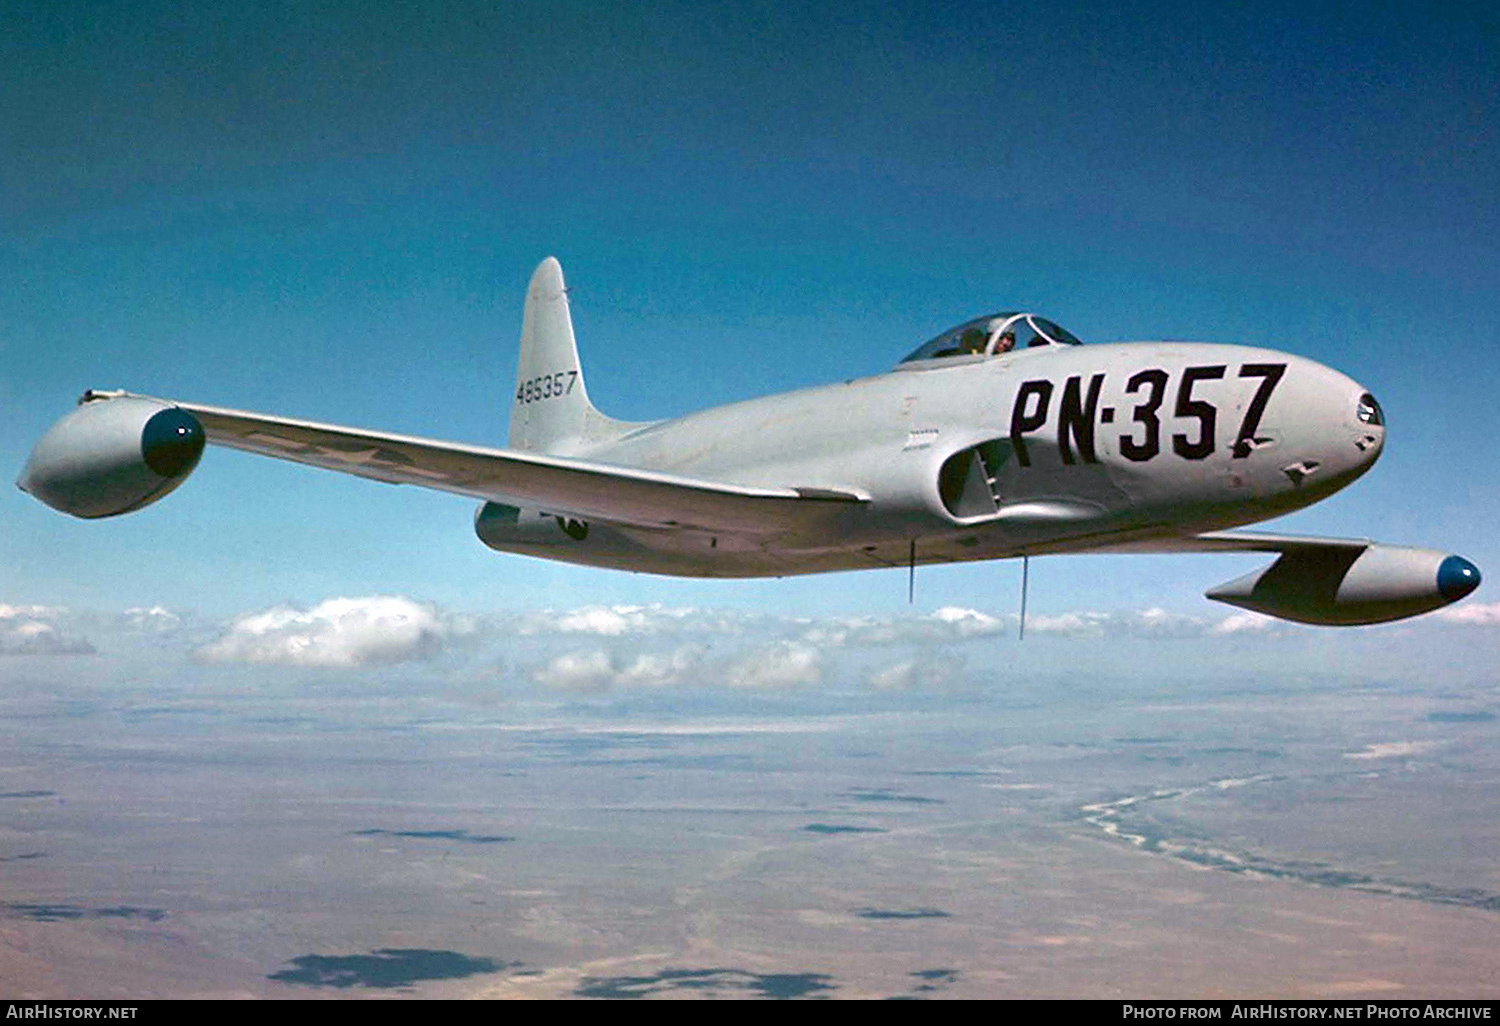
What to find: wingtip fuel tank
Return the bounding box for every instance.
[19,393,205,519]
[1206,543,1481,625]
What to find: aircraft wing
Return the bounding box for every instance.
[1068,529,1375,556]
[168,397,867,535]
[1154,530,1373,554]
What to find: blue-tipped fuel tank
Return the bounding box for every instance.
[1206,543,1481,625]
[18,393,205,518]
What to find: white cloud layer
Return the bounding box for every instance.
[24,584,1489,685]
[197,596,470,668]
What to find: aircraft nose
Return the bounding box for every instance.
[1437,555,1481,602]
[1346,385,1385,467]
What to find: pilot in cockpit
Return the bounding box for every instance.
[959,326,988,354]
[994,329,1016,353]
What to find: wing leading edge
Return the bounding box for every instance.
[129,394,867,536]
[1106,530,1375,555]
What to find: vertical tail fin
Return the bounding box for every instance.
[507,258,641,454]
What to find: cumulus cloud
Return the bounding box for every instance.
[531,637,823,693]
[1433,602,1500,626]
[796,604,1276,644]
[801,606,1008,647]
[0,604,62,618]
[1024,607,1283,638]
[531,646,706,692]
[119,606,184,632]
[517,604,755,638]
[1133,607,1216,635]
[196,596,471,668]
[930,606,1009,637]
[726,642,824,689]
[866,653,965,691]
[1343,741,1441,760]
[551,606,669,636]
[532,650,617,692]
[1209,610,1279,635]
[0,605,94,656]
[614,647,705,688]
[1024,611,1109,635]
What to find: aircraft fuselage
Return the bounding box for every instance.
[478,341,1384,577]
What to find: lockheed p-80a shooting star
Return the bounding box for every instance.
[20,257,1481,626]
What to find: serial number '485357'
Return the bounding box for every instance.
[516,370,578,404]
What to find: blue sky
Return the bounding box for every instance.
[2,0,1495,640]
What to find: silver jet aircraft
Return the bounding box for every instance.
[19,257,1481,626]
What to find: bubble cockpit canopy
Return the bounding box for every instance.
[899,312,1082,365]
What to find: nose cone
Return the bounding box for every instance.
[1299,368,1385,490]
[1338,381,1380,456]
[1437,555,1481,603]
[1351,389,1385,462]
